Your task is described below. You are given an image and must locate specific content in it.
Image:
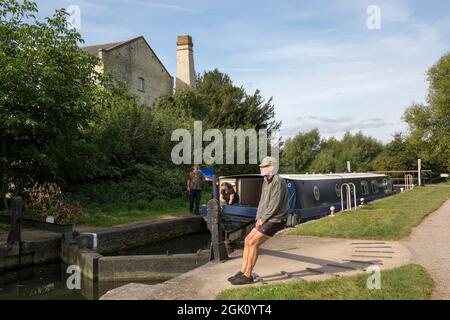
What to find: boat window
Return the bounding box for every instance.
[382,179,389,193]
[238,178,263,207]
[335,184,341,197]
[313,185,320,201]
[361,181,369,195]
[371,180,379,193]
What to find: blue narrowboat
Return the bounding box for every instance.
[202,173,394,223]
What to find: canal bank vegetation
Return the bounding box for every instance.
[1,1,449,227]
[286,184,450,240]
[0,1,278,225]
[218,264,434,300]
[76,191,212,227]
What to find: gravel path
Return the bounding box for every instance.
[403,198,450,300]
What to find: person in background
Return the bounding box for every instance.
[228,156,288,285]
[187,165,205,215]
[220,183,239,205]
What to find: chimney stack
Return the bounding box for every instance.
[176,35,196,89]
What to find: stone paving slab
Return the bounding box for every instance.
[101,233,411,300]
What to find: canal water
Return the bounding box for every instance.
[0,231,211,300]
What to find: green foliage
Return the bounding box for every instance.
[154,69,281,176]
[403,52,450,172]
[218,264,433,300]
[197,69,280,132]
[286,184,450,240]
[281,130,383,173]
[0,0,101,188]
[280,129,321,173]
[372,133,419,171]
[65,165,187,207]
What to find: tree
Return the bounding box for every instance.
[0,0,101,190]
[336,132,383,172]
[280,129,321,173]
[403,52,450,172]
[371,133,418,171]
[197,69,281,132]
[154,69,281,175]
[281,130,383,174]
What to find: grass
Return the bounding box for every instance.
[0,192,211,228]
[217,264,434,300]
[286,184,450,240]
[76,192,212,227]
[76,201,187,227]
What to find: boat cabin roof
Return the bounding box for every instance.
[219,173,387,181]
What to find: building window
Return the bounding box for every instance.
[361,181,369,195]
[371,180,379,193]
[137,77,145,92]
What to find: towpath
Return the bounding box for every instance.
[101,234,411,300]
[402,196,450,299]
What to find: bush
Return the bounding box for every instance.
[65,165,187,207]
[25,182,84,224]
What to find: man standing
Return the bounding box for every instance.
[187,165,205,215]
[228,156,288,285]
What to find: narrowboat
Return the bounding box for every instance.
[202,173,394,223]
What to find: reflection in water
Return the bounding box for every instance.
[0,232,212,300]
[0,263,85,300]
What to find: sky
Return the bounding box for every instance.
[37,0,450,143]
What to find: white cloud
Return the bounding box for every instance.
[112,0,203,14]
[221,16,447,142]
[281,116,390,136]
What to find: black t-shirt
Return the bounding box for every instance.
[221,188,239,205]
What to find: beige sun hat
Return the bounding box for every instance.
[259,156,279,168]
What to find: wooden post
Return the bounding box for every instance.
[7,197,23,265]
[206,199,228,262]
[7,197,23,245]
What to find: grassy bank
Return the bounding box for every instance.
[76,200,188,227]
[76,192,212,227]
[0,201,191,228]
[218,264,433,300]
[286,184,450,240]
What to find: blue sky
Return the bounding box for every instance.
[38,0,450,142]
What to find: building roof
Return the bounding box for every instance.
[82,40,128,56]
[81,36,172,78]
